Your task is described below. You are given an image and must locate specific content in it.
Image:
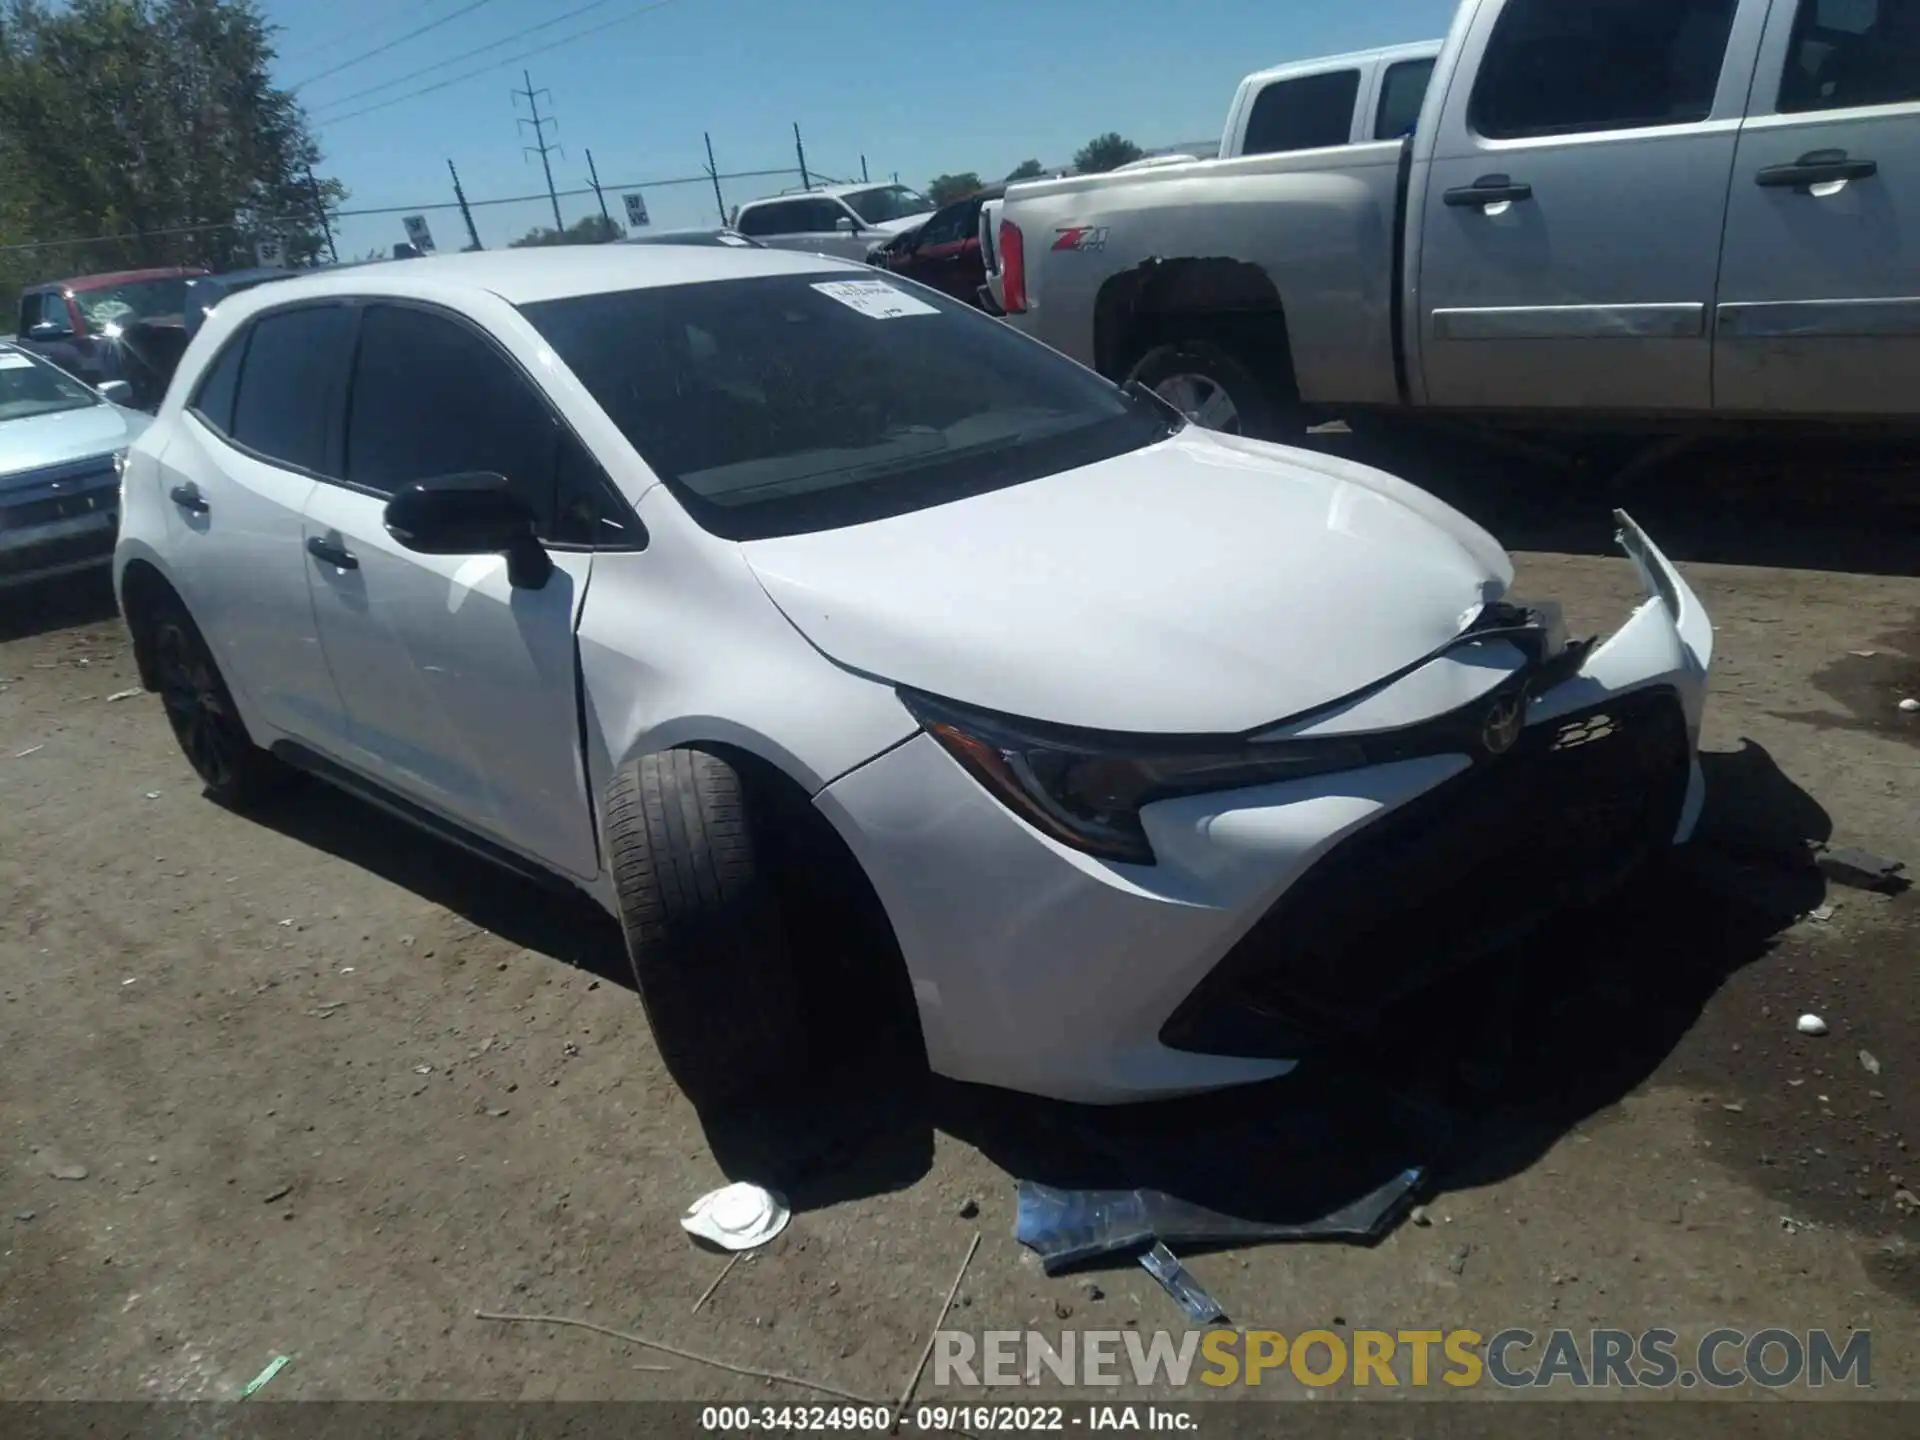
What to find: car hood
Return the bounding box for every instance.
[741,428,1516,734]
[0,404,148,487]
[871,215,930,238]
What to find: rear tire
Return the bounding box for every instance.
[144,594,288,807]
[1127,340,1296,441]
[605,748,810,1111]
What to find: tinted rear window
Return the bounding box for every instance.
[520,273,1173,541]
[1243,69,1362,154]
[231,305,356,475]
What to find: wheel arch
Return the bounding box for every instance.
[1093,256,1296,392]
[116,552,182,693]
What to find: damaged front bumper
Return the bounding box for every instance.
[818,511,1713,1104]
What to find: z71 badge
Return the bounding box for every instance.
[1051,226,1109,253]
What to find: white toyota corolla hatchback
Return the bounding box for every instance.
[113,247,1713,1107]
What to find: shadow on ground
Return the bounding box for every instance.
[0,569,119,643]
[1335,427,1920,579]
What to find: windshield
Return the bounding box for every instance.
[843,185,935,225]
[520,273,1174,540]
[73,278,191,333]
[0,348,100,421]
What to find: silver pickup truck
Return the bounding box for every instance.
[992,0,1920,440]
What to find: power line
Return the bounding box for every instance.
[306,0,631,114]
[290,0,503,91]
[310,0,684,127]
[278,0,478,64]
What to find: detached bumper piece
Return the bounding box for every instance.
[1162,685,1691,1060]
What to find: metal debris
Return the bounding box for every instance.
[14,745,43,758]
[1139,1242,1227,1324]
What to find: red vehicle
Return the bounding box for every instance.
[14,267,208,407]
[869,185,1003,308]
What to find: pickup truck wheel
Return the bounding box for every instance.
[1129,342,1286,440]
[605,748,809,1112]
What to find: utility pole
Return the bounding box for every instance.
[513,70,565,232]
[305,163,338,265]
[584,149,611,226]
[793,121,811,190]
[447,160,483,251]
[860,154,869,183]
[704,131,727,225]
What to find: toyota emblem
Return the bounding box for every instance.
[1482,695,1525,756]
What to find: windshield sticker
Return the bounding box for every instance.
[810,279,939,320]
[0,352,35,369]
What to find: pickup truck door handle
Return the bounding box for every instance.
[168,484,208,514]
[1444,175,1534,208]
[1755,151,1877,189]
[306,535,359,570]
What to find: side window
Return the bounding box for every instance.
[914,201,973,248]
[801,199,849,232]
[1781,0,1920,113]
[552,429,638,548]
[1375,57,1437,140]
[737,202,795,236]
[1242,69,1362,155]
[189,332,248,435]
[230,305,356,475]
[345,304,559,533]
[1470,0,1739,140]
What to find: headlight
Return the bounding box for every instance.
[900,690,1367,865]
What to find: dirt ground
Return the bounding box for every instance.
[2,436,1917,1415]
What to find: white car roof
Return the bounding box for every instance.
[1238,38,1441,89]
[737,182,908,210]
[203,245,866,313]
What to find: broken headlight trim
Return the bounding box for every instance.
[899,689,1368,866]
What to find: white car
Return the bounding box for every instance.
[113,247,1713,1107]
[732,183,935,261]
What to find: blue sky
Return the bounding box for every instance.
[261,0,1458,257]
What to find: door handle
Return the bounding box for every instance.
[1756,151,1877,189]
[306,535,359,570]
[168,484,208,514]
[1444,175,1534,207]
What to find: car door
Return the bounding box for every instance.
[1714,0,1920,416]
[1413,0,1766,413]
[299,300,601,881]
[154,303,355,748]
[897,197,981,300]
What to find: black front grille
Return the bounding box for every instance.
[0,526,116,580]
[1161,686,1692,1059]
[0,487,115,528]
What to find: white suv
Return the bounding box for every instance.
[732,183,935,261]
[113,246,1713,1108]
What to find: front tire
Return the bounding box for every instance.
[145,595,287,806]
[605,748,810,1111]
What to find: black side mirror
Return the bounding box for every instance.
[384,472,553,589]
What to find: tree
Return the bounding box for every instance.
[1005,159,1046,182]
[1072,133,1144,175]
[509,213,625,247]
[926,172,984,207]
[0,0,346,298]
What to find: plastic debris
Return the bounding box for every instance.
[1015,1165,1424,1274]
[1815,845,1907,893]
[1899,698,1919,713]
[14,745,43,758]
[1797,1014,1829,1037]
[1806,902,1835,923]
[106,688,142,702]
[1860,1050,1882,1077]
[681,1182,790,1252]
[239,1354,290,1399]
[1139,1242,1227,1324]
